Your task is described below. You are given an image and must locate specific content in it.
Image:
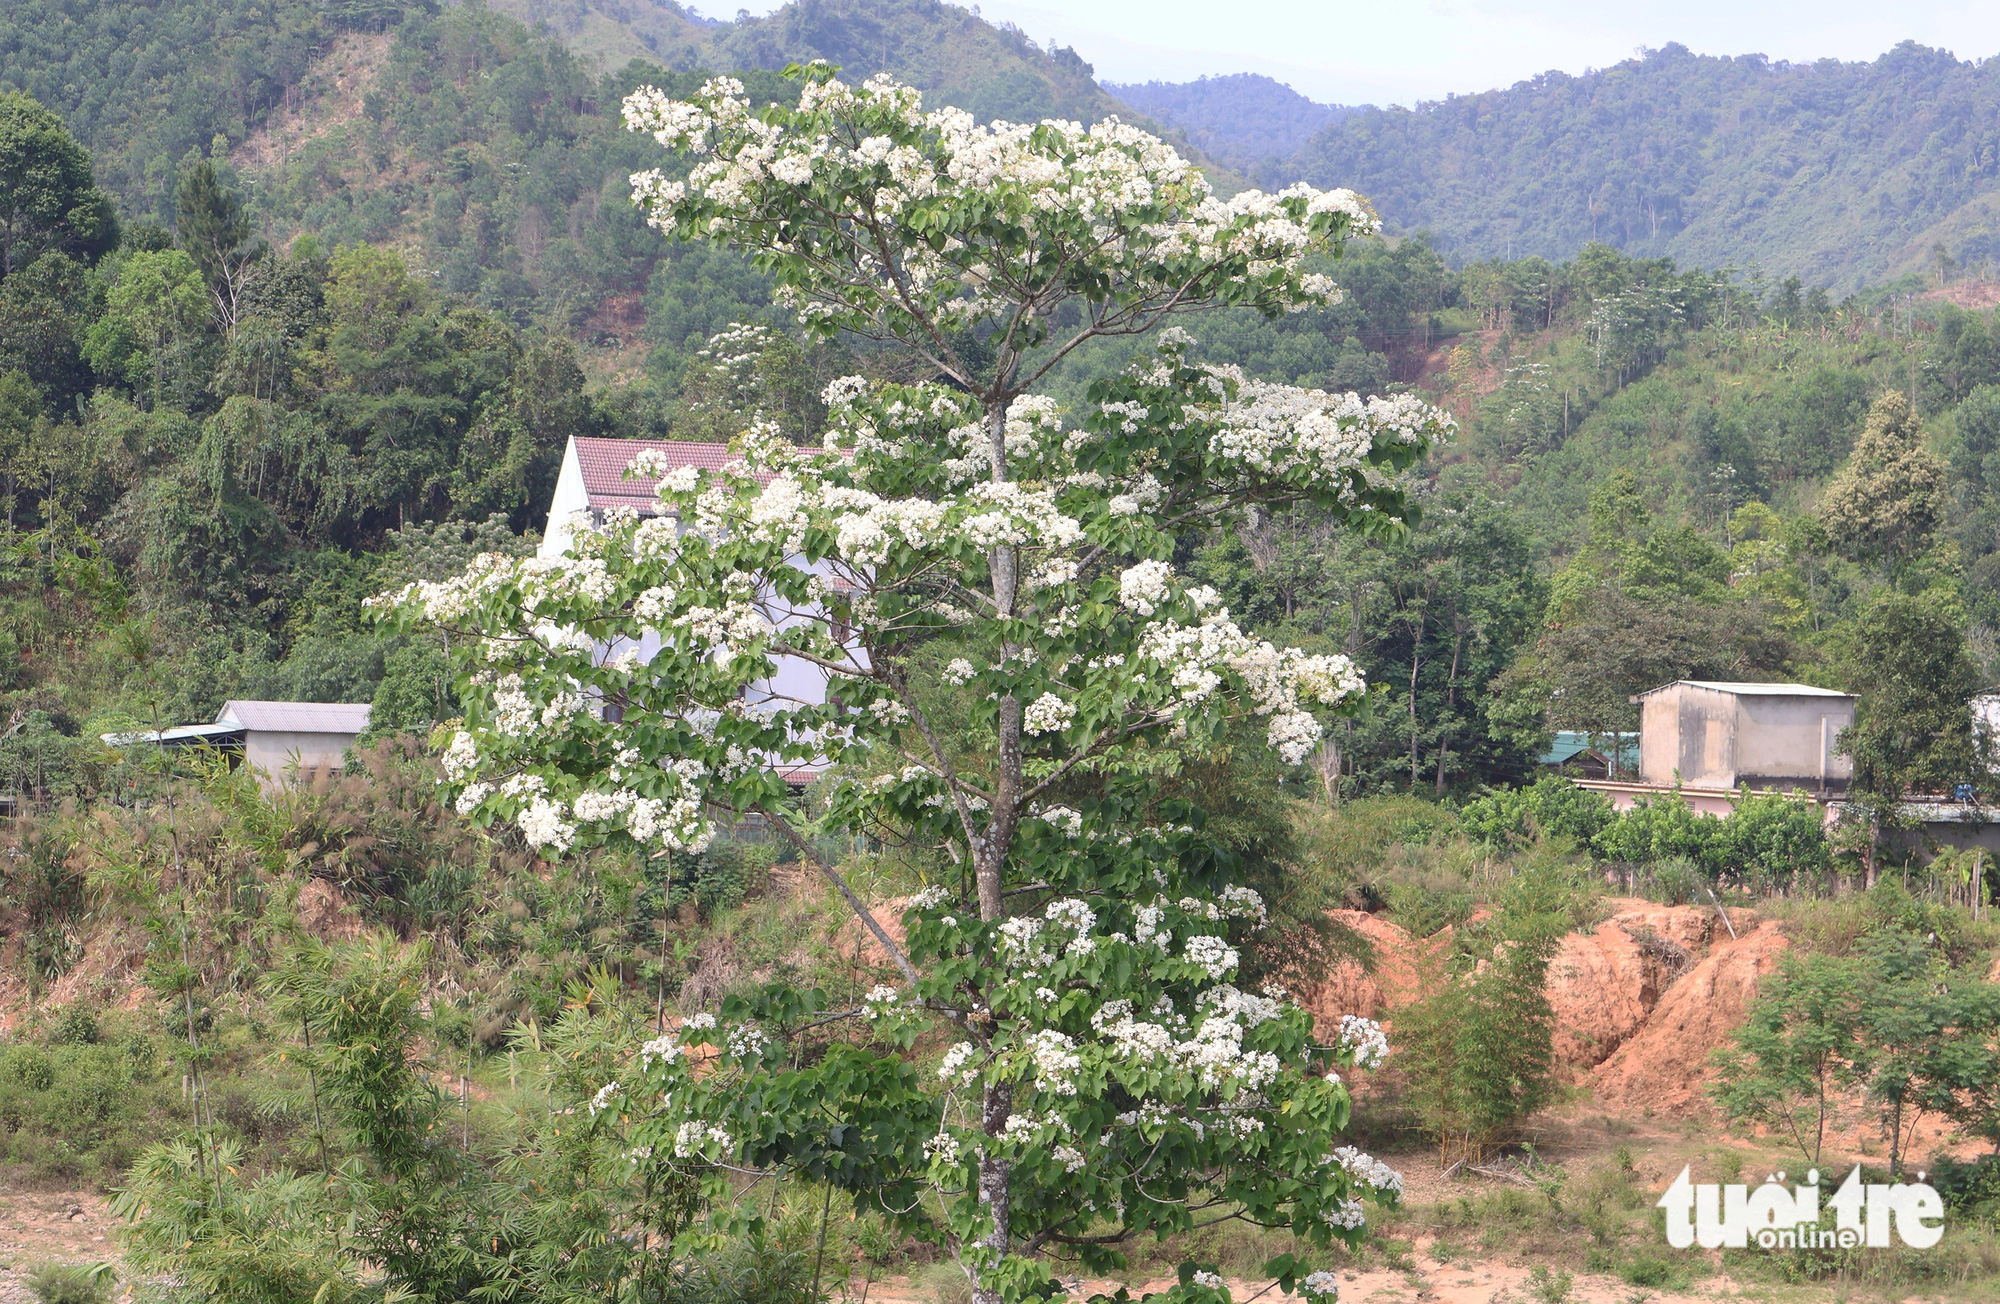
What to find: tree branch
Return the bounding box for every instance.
[756,802,923,991]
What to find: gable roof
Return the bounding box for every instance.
[216,701,373,734]
[572,438,742,512]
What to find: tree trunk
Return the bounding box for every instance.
[1407,611,1425,790]
[1435,629,1464,797]
[1316,737,1342,810]
[972,1080,1014,1304]
[971,400,1017,1303]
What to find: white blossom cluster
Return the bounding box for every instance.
[1329,1144,1404,1198]
[1336,1015,1391,1069]
[1136,612,1367,764]
[621,65,1381,345]
[1207,381,1446,483]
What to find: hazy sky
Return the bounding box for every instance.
[732,0,2000,107]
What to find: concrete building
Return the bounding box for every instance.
[215,700,371,787]
[1577,680,1855,816]
[1568,680,1999,863]
[101,701,370,790]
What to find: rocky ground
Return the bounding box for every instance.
[0,1190,123,1302]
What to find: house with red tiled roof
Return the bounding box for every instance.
[540,436,751,560]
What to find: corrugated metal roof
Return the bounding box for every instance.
[569,436,857,510]
[216,701,373,734]
[100,723,246,747]
[1637,681,1853,699]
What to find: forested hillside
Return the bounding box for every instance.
[1286,41,2000,290]
[1105,73,1357,178]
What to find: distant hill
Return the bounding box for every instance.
[480,0,720,71]
[481,0,1120,123]
[1285,41,2000,291]
[22,0,2000,298]
[1105,74,1360,181]
[708,0,1115,124]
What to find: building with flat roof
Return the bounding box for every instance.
[1574,680,1855,817]
[101,700,371,791]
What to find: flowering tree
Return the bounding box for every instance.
[387,63,1452,1304]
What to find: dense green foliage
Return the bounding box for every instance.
[12,30,2000,822]
[6,11,2000,1296]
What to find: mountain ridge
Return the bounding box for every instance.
[1281,40,2000,290]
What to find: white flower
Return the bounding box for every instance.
[1330,1145,1403,1196]
[518,797,575,853]
[1337,1014,1390,1069]
[939,1041,979,1083]
[1301,1270,1341,1300]
[588,1081,622,1116]
[1038,805,1084,837]
[1118,558,1174,616]
[1191,1270,1225,1289]
[1321,1196,1368,1230]
[442,730,480,780]
[943,657,977,686]
[1022,692,1075,735]
[862,985,901,1020]
[1025,1029,1081,1095]
[1184,934,1240,980]
[673,1121,734,1159]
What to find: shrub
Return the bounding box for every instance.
[1398,857,1570,1163]
[1459,775,1613,850]
[1718,790,1830,888]
[26,1262,113,1304]
[1593,790,1716,869]
[1641,856,1704,905]
[49,1007,99,1047]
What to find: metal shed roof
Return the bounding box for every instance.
[216,701,373,733]
[1634,681,1853,700]
[100,722,246,748]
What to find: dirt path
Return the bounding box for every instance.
[859,1258,1735,1304]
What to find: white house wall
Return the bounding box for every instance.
[244,731,360,788]
[539,438,592,561]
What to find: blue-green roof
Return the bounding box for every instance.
[1539,731,1638,768]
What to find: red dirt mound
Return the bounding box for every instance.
[1589,919,1790,1116]
[1295,910,1449,1034]
[1546,903,1715,1070]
